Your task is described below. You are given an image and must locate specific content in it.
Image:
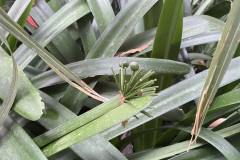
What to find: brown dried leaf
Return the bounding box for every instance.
[116,40,153,57]
[208,118,227,128]
[121,119,130,128]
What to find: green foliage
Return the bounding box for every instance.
[0,0,240,160]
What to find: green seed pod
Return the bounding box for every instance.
[119,61,123,67]
[119,61,129,68]
[123,61,129,68]
[130,62,139,71]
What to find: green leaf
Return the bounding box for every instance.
[205,1,231,19]
[30,0,84,64]
[143,0,163,30]
[14,0,90,69]
[0,32,18,127]
[42,96,153,157]
[194,0,214,15]
[24,65,43,79]
[86,0,158,59]
[138,2,183,148]
[183,0,192,16]
[31,57,190,89]
[86,0,115,34]
[212,109,240,131]
[188,53,212,61]
[72,134,128,160]
[36,91,126,160]
[127,124,240,160]
[119,15,224,53]
[0,47,44,120]
[151,0,183,59]
[159,87,240,145]
[60,81,97,114]
[103,57,240,140]
[0,116,47,160]
[170,133,240,160]
[34,94,121,147]
[151,0,183,92]
[47,149,79,160]
[77,14,96,55]
[6,0,34,52]
[160,108,185,122]
[2,0,31,38]
[0,8,106,102]
[179,126,240,160]
[190,0,240,143]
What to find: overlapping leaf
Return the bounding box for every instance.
[190,0,240,145]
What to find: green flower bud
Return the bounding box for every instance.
[119,61,129,68]
[130,62,139,71]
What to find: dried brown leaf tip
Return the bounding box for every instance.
[208,118,226,128]
[115,40,153,57]
[188,90,212,151]
[111,61,157,128]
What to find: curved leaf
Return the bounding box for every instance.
[103,57,240,140]
[160,108,185,122]
[119,15,224,52]
[0,48,44,120]
[170,133,240,160]
[188,53,212,60]
[178,126,240,159]
[159,88,240,145]
[30,0,83,64]
[127,124,240,160]
[86,0,158,59]
[31,57,190,89]
[0,8,107,102]
[14,0,90,69]
[134,31,222,57]
[0,32,18,127]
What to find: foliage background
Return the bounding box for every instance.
[0,0,240,160]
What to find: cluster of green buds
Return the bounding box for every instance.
[111,61,158,101]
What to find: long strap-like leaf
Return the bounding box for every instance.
[34,94,120,147]
[0,8,107,102]
[42,96,153,157]
[0,29,18,128]
[126,124,240,160]
[189,0,240,148]
[31,57,190,89]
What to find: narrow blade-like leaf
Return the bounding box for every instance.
[0,116,47,160]
[0,8,106,102]
[42,96,153,157]
[190,0,240,145]
[0,30,18,127]
[127,124,240,160]
[31,57,190,89]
